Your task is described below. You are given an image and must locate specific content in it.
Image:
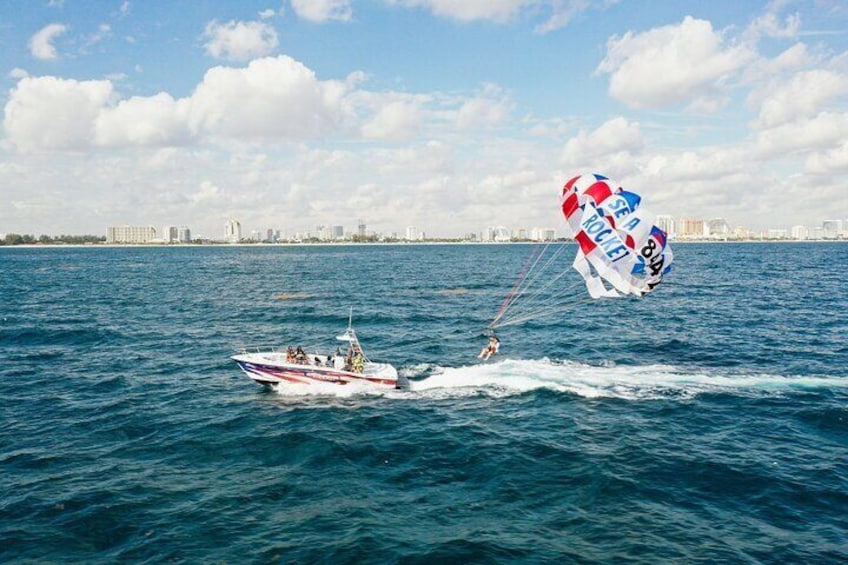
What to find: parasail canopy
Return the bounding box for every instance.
[560,173,673,299]
[489,173,673,329]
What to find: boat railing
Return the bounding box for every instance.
[234,345,344,356]
[235,345,287,355]
[235,341,369,362]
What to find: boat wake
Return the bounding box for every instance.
[403,359,847,400]
[268,358,846,400]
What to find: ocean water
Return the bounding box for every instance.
[1,243,846,563]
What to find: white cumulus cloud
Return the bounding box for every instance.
[186,56,350,139]
[561,117,643,168]
[744,3,800,40]
[805,141,848,174]
[597,16,755,111]
[752,69,848,129]
[291,0,352,22]
[203,20,278,61]
[755,112,848,158]
[456,93,511,129]
[361,100,422,140]
[388,0,605,32]
[389,0,528,22]
[2,56,355,152]
[4,76,112,152]
[29,23,68,60]
[95,93,191,147]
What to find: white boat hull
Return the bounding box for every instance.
[232,351,401,389]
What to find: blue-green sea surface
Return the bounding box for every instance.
[1,243,846,563]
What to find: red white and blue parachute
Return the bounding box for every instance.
[489,173,672,329]
[560,173,673,298]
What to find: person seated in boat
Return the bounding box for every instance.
[314,356,322,366]
[344,348,354,371]
[478,336,500,360]
[295,346,308,364]
[286,346,296,363]
[352,352,364,373]
[325,355,335,367]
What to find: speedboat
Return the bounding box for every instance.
[231,323,404,390]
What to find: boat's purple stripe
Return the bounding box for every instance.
[238,360,395,387]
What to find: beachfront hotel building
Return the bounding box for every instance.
[822,220,843,239]
[106,225,157,244]
[529,227,556,241]
[678,217,706,239]
[163,225,179,243]
[160,225,191,243]
[405,226,423,241]
[656,215,675,237]
[225,219,241,243]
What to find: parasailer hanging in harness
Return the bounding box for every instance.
[478,335,500,360]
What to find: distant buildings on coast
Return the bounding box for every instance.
[106,225,191,244]
[659,216,848,241]
[237,221,559,243]
[97,219,560,244]
[100,216,846,245]
[4,216,846,246]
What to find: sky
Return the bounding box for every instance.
[1,0,847,238]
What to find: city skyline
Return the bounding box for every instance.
[55,212,847,244]
[2,1,848,236]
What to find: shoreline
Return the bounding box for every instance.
[1,239,846,249]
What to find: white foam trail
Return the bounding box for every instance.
[269,359,846,401]
[407,359,847,401]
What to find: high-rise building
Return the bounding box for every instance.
[357,220,366,238]
[493,226,510,242]
[529,227,556,241]
[656,215,675,237]
[678,217,705,239]
[177,226,191,243]
[405,226,422,241]
[767,229,788,239]
[791,225,808,240]
[107,225,157,244]
[332,225,344,240]
[707,218,730,237]
[822,220,843,239]
[162,225,179,243]
[225,219,241,243]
